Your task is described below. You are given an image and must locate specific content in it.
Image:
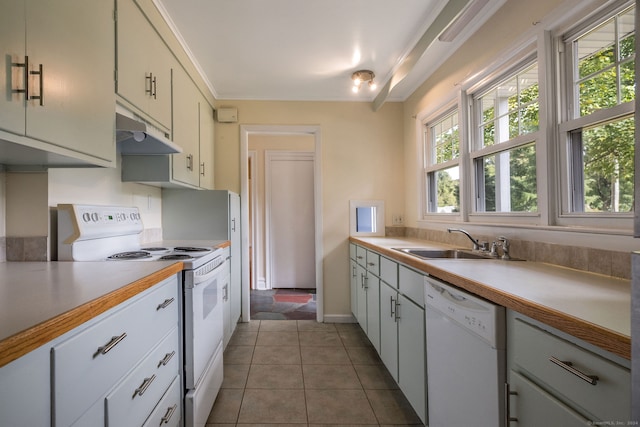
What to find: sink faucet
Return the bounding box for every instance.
[497,236,510,260]
[447,228,485,251]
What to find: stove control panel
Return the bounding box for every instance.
[58,204,143,242]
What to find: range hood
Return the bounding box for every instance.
[116,113,182,155]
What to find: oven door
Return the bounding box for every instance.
[184,259,225,389]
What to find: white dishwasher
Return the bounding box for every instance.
[424,276,506,427]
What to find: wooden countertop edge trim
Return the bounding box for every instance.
[0,262,183,369]
[351,238,631,360]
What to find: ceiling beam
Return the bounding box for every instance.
[372,0,472,111]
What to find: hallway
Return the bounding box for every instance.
[205,320,423,426]
[250,289,316,320]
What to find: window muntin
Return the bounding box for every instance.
[424,110,460,214]
[575,6,635,116]
[477,63,539,147]
[563,4,635,218]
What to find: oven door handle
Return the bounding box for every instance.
[193,261,226,286]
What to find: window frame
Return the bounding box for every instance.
[423,106,463,217]
[556,0,635,229]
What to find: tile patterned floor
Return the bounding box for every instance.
[205,320,424,426]
[250,289,317,320]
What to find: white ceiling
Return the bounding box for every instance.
[154,0,504,104]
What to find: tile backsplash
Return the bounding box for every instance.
[386,226,631,280]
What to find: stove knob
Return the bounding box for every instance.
[91,212,99,222]
[82,212,91,222]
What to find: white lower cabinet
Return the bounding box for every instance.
[349,243,426,424]
[507,311,631,425]
[51,275,180,427]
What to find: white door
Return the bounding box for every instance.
[266,151,315,288]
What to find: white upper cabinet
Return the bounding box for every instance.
[116,0,172,132]
[198,94,215,190]
[171,63,201,187]
[0,0,116,166]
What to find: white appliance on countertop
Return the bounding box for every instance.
[57,203,226,427]
[425,276,506,427]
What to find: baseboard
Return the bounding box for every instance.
[256,277,267,290]
[322,314,356,323]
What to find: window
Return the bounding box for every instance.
[424,110,460,214]
[562,4,635,216]
[471,62,540,213]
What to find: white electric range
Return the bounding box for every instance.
[57,204,227,427]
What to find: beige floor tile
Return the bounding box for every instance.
[259,319,299,331]
[353,364,399,389]
[246,364,304,389]
[235,320,261,331]
[229,331,258,346]
[299,331,343,346]
[303,364,362,389]
[238,389,308,423]
[365,389,422,424]
[206,388,244,423]
[224,345,255,365]
[338,330,372,347]
[238,424,307,427]
[221,364,250,389]
[252,345,301,365]
[305,389,377,424]
[297,320,337,331]
[300,345,351,365]
[333,322,361,331]
[345,345,383,365]
[256,331,299,346]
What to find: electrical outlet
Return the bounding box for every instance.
[392,214,404,226]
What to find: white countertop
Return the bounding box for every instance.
[352,236,631,359]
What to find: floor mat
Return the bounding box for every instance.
[251,288,316,320]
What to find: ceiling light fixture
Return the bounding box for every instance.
[351,70,376,93]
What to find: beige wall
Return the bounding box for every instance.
[215,100,405,317]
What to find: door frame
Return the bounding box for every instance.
[240,125,323,322]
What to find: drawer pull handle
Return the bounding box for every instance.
[367,262,375,266]
[549,356,599,385]
[157,297,175,310]
[160,404,177,424]
[158,350,176,368]
[93,332,127,358]
[133,374,156,398]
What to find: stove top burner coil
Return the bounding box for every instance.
[141,247,169,252]
[108,251,152,260]
[174,247,210,253]
[160,254,194,260]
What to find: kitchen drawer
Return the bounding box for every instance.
[366,250,380,276]
[380,256,398,288]
[399,265,424,306]
[355,245,367,267]
[512,318,630,421]
[106,326,180,426]
[142,375,182,427]
[52,276,178,427]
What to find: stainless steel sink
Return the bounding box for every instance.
[393,248,494,260]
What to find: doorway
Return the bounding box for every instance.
[240,125,323,322]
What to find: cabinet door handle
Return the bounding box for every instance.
[187,154,194,171]
[232,218,236,232]
[352,266,356,278]
[549,356,599,385]
[158,350,176,368]
[504,382,518,424]
[160,404,177,424]
[395,300,400,320]
[93,332,127,358]
[29,63,44,106]
[145,72,157,99]
[11,56,29,100]
[133,374,156,398]
[157,297,175,310]
[390,296,396,319]
[200,162,205,176]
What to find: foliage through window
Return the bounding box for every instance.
[564,4,635,214]
[472,62,539,213]
[425,110,460,213]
